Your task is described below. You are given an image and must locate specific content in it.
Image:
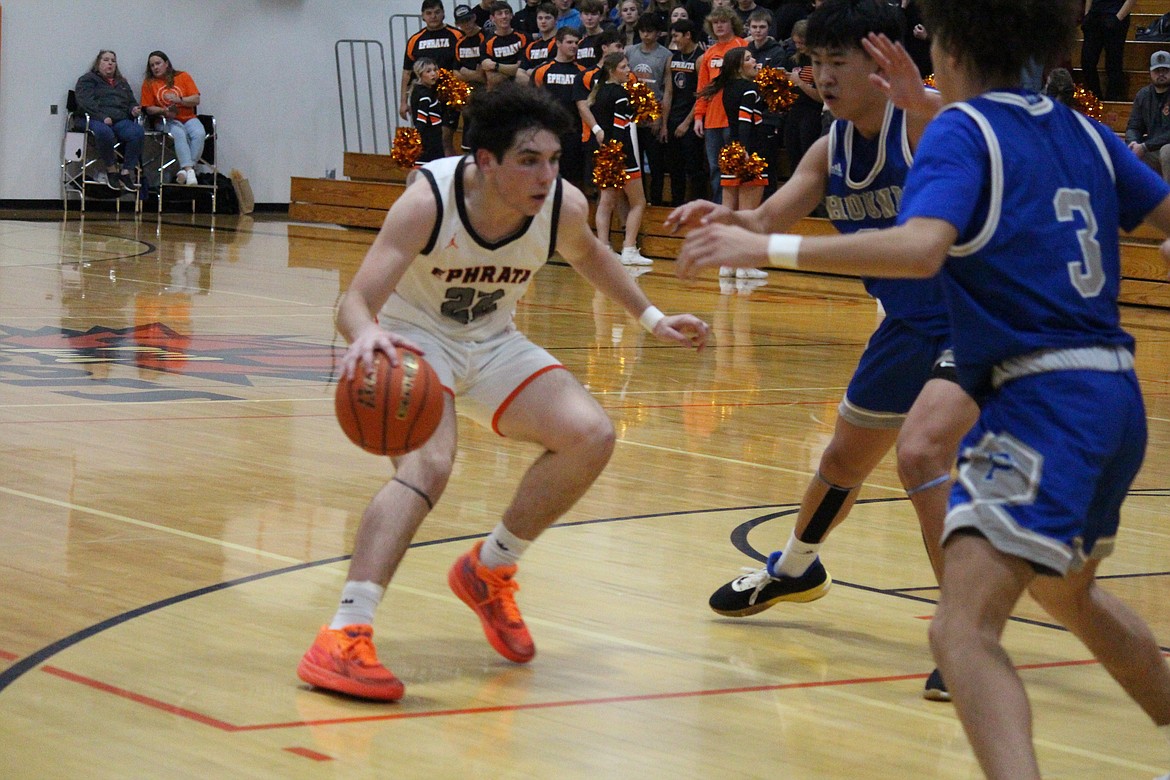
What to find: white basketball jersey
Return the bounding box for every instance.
[380,155,563,341]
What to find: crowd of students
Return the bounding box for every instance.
[399,0,870,263]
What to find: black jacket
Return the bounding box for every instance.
[1125,84,1170,152]
[74,70,138,124]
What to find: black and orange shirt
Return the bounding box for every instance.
[403,25,462,71]
[484,31,528,65]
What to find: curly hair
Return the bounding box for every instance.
[919,0,1078,84]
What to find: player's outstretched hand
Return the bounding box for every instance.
[675,223,769,280]
[652,313,711,351]
[862,33,928,113]
[664,199,734,234]
[341,324,426,380]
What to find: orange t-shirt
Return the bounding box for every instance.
[693,37,747,130]
[141,71,200,123]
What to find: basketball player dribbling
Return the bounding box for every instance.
[297,84,709,702]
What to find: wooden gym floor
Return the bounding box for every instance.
[0,212,1168,778]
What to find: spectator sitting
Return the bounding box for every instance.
[74,50,144,192]
[1127,51,1170,185]
[141,50,206,186]
[1042,67,1076,107]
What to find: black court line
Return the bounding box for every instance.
[4,494,1169,696]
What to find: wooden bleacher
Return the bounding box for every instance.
[290,151,1170,309]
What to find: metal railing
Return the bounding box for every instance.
[334,39,393,154]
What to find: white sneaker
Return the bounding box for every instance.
[92,170,109,186]
[719,266,735,277]
[183,168,198,186]
[736,267,768,279]
[620,247,653,266]
[625,265,652,278]
[175,169,187,185]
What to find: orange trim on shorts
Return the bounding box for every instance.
[490,364,567,436]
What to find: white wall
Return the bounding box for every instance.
[0,0,418,203]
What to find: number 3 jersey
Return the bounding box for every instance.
[381,155,563,342]
[899,90,1170,395]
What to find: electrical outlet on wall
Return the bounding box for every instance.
[50,105,58,115]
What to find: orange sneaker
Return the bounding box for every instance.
[448,541,535,663]
[297,624,405,701]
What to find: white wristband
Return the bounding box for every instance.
[591,124,602,135]
[767,234,802,269]
[639,305,665,333]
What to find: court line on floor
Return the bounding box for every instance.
[5,645,1163,774]
[0,485,303,564]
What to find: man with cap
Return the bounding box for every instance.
[454,4,487,87]
[1127,50,1170,185]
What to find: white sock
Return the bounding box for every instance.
[479,523,531,569]
[329,580,385,630]
[771,531,821,578]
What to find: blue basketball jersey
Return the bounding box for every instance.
[900,90,1169,395]
[826,102,948,331]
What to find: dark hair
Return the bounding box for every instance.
[1043,66,1076,106]
[919,0,1078,83]
[489,0,512,13]
[463,82,572,158]
[536,1,557,16]
[670,19,696,37]
[597,28,624,47]
[421,0,444,12]
[555,25,581,42]
[747,8,773,26]
[698,45,749,98]
[143,50,180,86]
[806,0,902,52]
[635,12,663,32]
[579,0,606,13]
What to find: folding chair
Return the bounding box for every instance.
[60,90,142,216]
[157,115,218,214]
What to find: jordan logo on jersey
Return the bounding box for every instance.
[446,234,459,250]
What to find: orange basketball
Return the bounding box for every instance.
[335,347,444,456]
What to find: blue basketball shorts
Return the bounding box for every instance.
[943,368,1146,575]
[839,316,953,429]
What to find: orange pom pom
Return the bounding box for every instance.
[1071,85,1103,120]
[592,141,629,189]
[391,127,423,170]
[742,153,767,182]
[923,74,936,88]
[718,141,747,176]
[435,68,471,109]
[755,66,797,112]
[624,74,661,123]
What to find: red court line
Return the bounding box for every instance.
[39,666,239,732]
[0,650,1139,735]
[283,747,333,761]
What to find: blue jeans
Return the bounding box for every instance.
[88,118,144,170]
[703,125,730,205]
[160,117,207,169]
